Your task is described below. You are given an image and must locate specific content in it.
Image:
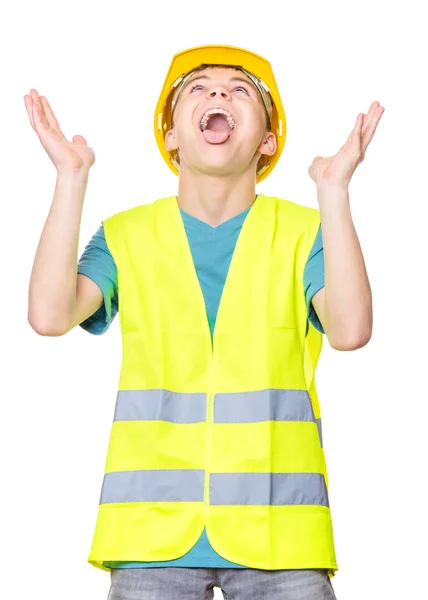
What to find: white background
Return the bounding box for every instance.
[1,1,427,599]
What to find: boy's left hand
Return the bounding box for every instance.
[308,101,385,188]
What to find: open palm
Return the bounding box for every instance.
[24,88,95,173]
[308,101,385,187]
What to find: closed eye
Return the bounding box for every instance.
[189,84,250,94]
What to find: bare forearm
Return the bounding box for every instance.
[317,183,372,346]
[28,170,89,334]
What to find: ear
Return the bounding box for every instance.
[257,132,277,157]
[165,128,178,152]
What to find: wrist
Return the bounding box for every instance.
[316,181,349,203]
[56,168,90,180]
[316,180,349,194]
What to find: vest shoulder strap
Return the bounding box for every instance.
[102,195,321,252]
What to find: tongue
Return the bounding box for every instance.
[202,129,231,144]
[202,113,232,144]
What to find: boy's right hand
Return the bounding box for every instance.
[24,89,96,174]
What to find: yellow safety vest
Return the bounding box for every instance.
[87,193,338,577]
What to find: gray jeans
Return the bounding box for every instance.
[107,567,338,599]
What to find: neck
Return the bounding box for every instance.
[176,164,257,227]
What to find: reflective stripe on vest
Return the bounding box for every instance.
[100,470,329,507]
[102,388,327,506]
[112,388,324,446]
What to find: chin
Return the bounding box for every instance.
[196,161,245,177]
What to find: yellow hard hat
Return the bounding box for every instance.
[154,44,287,183]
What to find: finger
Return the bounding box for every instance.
[40,96,64,136]
[32,97,44,128]
[365,101,379,117]
[30,89,50,128]
[355,112,363,132]
[362,103,385,152]
[367,100,380,117]
[24,95,36,130]
[31,102,45,138]
[361,101,382,135]
[345,112,363,144]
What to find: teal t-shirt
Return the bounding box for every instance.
[77,200,325,569]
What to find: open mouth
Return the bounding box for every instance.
[199,107,236,144]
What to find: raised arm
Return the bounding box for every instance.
[25,88,99,335]
[308,101,384,350]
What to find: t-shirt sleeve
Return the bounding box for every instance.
[77,222,118,335]
[303,224,325,334]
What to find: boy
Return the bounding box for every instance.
[27,44,383,600]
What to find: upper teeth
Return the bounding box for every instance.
[200,108,235,131]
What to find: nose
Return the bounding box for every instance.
[207,86,231,100]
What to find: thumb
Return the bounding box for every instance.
[312,156,324,163]
[72,134,88,145]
